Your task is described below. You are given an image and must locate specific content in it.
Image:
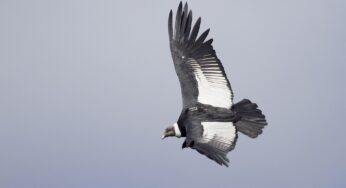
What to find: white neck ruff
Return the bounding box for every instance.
[173,123,181,138]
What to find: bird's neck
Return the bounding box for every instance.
[173,123,182,138]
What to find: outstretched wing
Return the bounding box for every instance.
[168,2,233,109]
[186,121,238,167]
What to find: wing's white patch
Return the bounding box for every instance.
[201,122,236,151]
[188,56,232,108]
[173,122,181,138]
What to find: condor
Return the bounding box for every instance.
[162,2,267,167]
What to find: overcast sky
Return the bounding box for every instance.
[1,0,346,187]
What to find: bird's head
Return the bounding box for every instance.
[161,123,181,139]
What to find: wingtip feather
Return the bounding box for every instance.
[183,2,188,14]
[189,17,201,42]
[196,28,210,44]
[168,10,173,39]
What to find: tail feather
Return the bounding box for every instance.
[232,99,267,138]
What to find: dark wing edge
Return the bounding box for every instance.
[194,143,229,167]
[168,2,216,61]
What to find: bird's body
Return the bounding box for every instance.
[176,103,238,137]
[162,2,267,167]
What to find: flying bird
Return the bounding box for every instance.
[162,2,268,167]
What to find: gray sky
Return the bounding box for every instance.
[1,0,346,187]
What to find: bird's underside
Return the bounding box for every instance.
[177,104,239,166]
[163,2,268,167]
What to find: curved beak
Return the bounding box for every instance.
[161,135,166,140]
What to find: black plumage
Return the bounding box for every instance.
[162,2,267,167]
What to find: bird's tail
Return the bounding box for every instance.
[232,99,267,138]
